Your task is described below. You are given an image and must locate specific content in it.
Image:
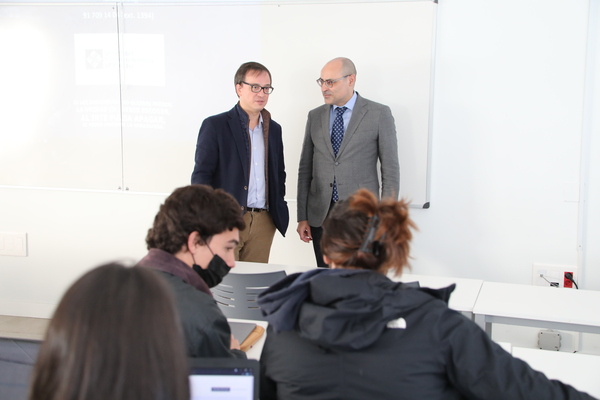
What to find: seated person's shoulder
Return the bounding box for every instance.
[158,272,221,317]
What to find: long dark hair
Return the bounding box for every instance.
[321,189,416,275]
[29,263,190,400]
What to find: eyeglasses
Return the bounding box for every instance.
[316,75,350,88]
[241,81,274,94]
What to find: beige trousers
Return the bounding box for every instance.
[235,210,276,263]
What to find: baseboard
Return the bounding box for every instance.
[0,299,55,319]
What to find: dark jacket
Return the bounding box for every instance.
[257,269,595,400]
[138,249,245,359]
[191,104,289,236]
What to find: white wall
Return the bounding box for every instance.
[0,189,166,317]
[1,0,599,335]
[583,0,600,296]
[278,0,600,290]
[407,0,594,286]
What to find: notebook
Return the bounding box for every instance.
[189,357,259,400]
[229,322,256,344]
[229,321,265,352]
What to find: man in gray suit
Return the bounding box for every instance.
[296,57,400,268]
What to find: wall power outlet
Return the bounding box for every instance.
[531,263,577,288]
[564,272,574,288]
[0,232,28,257]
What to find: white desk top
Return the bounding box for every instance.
[473,281,600,327]
[226,271,482,361]
[391,273,484,314]
[512,347,600,398]
[234,262,484,314]
[234,261,313,276]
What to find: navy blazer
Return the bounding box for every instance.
[191,105,289,236]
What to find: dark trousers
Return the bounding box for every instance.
[310,201,337,269]
[310,225,328,268]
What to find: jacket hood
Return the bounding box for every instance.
[257,268,454,350]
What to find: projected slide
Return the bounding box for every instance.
[0,1,435,206]
[0,4,122,189]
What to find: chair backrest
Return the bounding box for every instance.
[211,271,286,321]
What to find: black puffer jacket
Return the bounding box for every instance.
[257,269,595,400]
[138,249,245,359]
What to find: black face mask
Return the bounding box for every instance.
[192,254,230,288]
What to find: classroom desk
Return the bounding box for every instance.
[234,261,314,275]
[473,281,600,336]
[235,263,484,318]
[391,273,484,318]
[512,347,600,398]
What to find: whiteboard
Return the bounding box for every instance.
[0,4,123,190]
[0,1,436,207]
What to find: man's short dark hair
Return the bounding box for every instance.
[146,184,245,254]
[234,61,272,86]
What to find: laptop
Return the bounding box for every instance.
[189,357,259,400]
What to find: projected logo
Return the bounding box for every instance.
[85,49,103,69]
[75,34,118,85]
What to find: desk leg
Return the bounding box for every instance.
[474,314,492,336]
[485,321,492,336]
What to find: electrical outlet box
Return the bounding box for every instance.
[564,272,574,288]
[532,263,577,288]
[0,232,28,257]
[538,330,561,351]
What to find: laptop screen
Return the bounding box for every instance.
[189,358,259,400]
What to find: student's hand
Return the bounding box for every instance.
[230,335,241,350]
[297,221,312,243]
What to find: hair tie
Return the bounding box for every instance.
[359,214,380,253]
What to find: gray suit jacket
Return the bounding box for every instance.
[297,93,400,227]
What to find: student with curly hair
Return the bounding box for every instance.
[139,184,246,358]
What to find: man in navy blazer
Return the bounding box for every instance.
[192,62,288,262]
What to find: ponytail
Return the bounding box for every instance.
[322,189,416,275]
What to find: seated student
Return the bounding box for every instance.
[257,189,597,400]
[138,184,246,358]
[29,263,189,400]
